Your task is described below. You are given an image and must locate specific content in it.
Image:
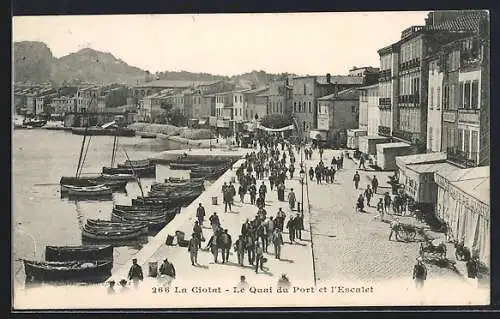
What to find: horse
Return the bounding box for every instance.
[454,241,471,261]
[420,240,447,260]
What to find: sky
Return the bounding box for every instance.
[13,12,430,76]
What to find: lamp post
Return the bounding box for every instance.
[299,167,305,213]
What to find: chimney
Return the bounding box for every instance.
[326,73,331,84]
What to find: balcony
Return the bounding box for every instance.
[446,148,478,168]
[392,129,418,142]
[378,126,391,137]
[378,97,391,109]
[458,108,480,124]
[398,94,420,106]
[399,58,421,72]
[378,69,392,82]
[443,110,457,123]
[460,49,481,69]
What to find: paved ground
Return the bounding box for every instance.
[302,148,471,285]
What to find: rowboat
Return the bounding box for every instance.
[81,225,145,241]
[114,204,166,212]
[23,259,113,282]
[86,219,147,227]
[121,159,151,167]
[64,184,113,197]
[45,245,113,262]
[169,162,200,170]
[60,177,127,192]
[102,164,155,177]
[85,223,149,235]
[139,132,157,139]
[99,173,136,181]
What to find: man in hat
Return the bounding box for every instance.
[127,258,143,288]
[119,279,130,292]
[196,203,206,227]
[413,257,427,289]
[188,233,200,266]
[159,258,176,283]
[107,280,116,294]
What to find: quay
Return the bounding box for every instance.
[148,147,247,164]
[109,147,317,305]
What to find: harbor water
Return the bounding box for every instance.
[12,129,199,287]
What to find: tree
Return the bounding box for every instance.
[167,108,187,127]
[259,113,293,129]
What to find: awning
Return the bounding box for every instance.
[198,120,207,125]
[257,123,294,132]
[309,130,326,140]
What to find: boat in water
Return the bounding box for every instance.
[99,173,136,181]
[45,245,113,262]
[64,184,113,197]
[23,259,113,282]
[169,162,200,170]
[71,127,135,137]
[60,177,127,193]
[81,225,145,241]
[139,132,157,139]
[102,165,155,177]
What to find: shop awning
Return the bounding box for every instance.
[257,123,294,132]
[309,130,326,140]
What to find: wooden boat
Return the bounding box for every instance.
[45,245,113,262]
[112,208,170,218]
[23,259,113,282]
[111,213,169,231]
[133,191,200,206]
[65,184,113,197]
[86,218,148,227]
[23,119,47,128]
[85,223,149,235]
[99,173,136,181]
[121,159,151,167]
[114,204,166,212]
[102,164,155,177]
[72,127,136,137]
[81,225,145,241]
[139,132,157,139]
[169,162,200,170]
[60,177,127,192]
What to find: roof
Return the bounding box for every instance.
[359,135,390,140]
[397,152,447,165]
[243,87,269,94]
[317,88,360,101]
[423,11,487,33]
[214,89,251,95]
[452,176,489,206]
[146,89,175,99]
[406,162,459,174]
[436,165,490,182]
[377,142,412,149]
[135,80,217,89]
[316,75,364,85]
[356,83,379,90]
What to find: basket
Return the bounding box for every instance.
[212,196,218,205]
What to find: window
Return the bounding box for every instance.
[303,84,307,95]
[429,87,434,108]
[351,105,356,113]
[459,82,464,107]
[234,96,237,103]
[240,95,242,103]
[443,85,450,110]
[464,129,470,155]
[458,129,464,151]
[471,80,479,109]
[309,101,312,113]
[436,87,441,109]
[299,102,302,112]
[464,81,471,108]
[428,126,433,150]
[294,102,297,112]
[471,130,479,161]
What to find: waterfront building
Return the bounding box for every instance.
[315,88,360,147]
[141,89,175,123]
[267,79,293,115]
[376,10,489,154]
[50,96,77,115]
[243,87,269,121]
[426,54,444,153]
[291,74,363,139]
[192,90,216,119]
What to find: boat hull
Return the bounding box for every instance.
[66,185,113,197]
[169,163,200,170]
[71,127,136,137]
[23,259,113,282]
[45,245,113,262]
[81,226,144,241]
[102,164,155,177]
[60,177,127,192]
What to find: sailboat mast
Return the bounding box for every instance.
[123,149,145,199]
[75,134,87,178]
[110,131,118,168]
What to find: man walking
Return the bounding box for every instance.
[159,258,176,286]
[254,242,265,273]
[209,212,220,232]
[359,155,366,169]
[288,188,296,211]
[220,229,232,263]
[238,184,247,203]
[364,185,373,207]
[389,218,400,241]
[193,220,203,248]
[272,228,284,259]
[286,216,295,243]
[249,183,257,205]
[372,175,379,194]
[384,192,392,214]
[188,234,200,266]
[353,171,361,190]
[413,257,427,289]
[127,258,143,289]
[224,188,232,213]
[295,213,304,240]
[196,203,206,227]
[259,181,267,202]
[234,235,246,266]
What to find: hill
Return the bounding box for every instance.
[13,41,298,87]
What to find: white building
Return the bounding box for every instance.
[427,56,444,152]
[366,83,380,136]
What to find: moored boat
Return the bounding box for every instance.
[102,164,155,177]
[118,159,151,167]
[85,223,149,235]
[65,184,113,197]
[60,177,127,192]
[99,173,136,181]
[169,162,200,170]
[45,245,113,262]
[23,259,113,282]
[139,132,157,139]
[81,225,145,241]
